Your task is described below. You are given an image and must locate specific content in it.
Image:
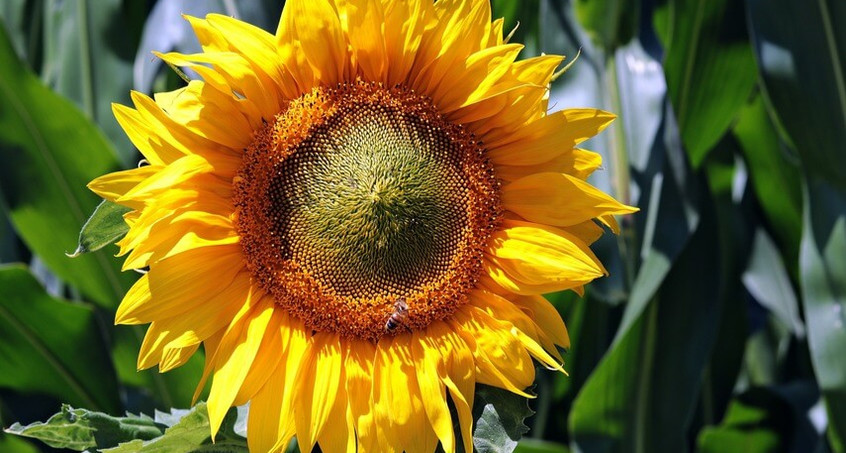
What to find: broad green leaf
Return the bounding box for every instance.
[0,432,39,453]
[515,438,571,453]
[0,23,134,308]
[742,228,804,337]
[697,388,791,453]
[698,140,752,427]
[42,0,147,166]
[574,0,639,51]
[734,96,802,270]
[103,403,247,453]
[0,265,120,413]
[69,200,131,256]
[656,0,758,166]
[800,178,846,451]
[470,385,534,453]
[614,103,702,344]
[4,405,162,451]
[570,199,721,452]
[746,0,846,190]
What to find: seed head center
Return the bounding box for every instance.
[234,81,500,340]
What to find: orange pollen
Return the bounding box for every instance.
[233,80,500,341]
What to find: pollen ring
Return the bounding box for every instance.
[234,81,500,341]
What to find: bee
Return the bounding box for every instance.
[385,298,409,332]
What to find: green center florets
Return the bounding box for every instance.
[268,104,467,299]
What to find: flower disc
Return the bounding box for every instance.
[91,2,639,452]
[235,81,499,340]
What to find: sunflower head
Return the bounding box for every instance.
[89,0,635,451]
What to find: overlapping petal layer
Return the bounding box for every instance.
[89,0,635,451]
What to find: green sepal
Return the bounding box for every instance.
[68,199,132,257]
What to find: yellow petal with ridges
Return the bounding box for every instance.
[486,220,606,295]
[207,299,275,439]
[294,333,344,453]
[503,172,638,227]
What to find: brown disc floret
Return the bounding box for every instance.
[234,80,500,341]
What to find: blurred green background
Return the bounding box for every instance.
[0,0,843,452]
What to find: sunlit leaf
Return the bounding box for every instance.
[656,0,757,166]
[747,0,846,190]
[0,265,121,413]
[734,96,802,269]
[103,403,246,453]
[800,179,846,451]
[470,385,534,453]
[69,200,131,257]
[570,195,721,452]
[4,405,162,451]
[0,23,134,308]
[42,0,147,166]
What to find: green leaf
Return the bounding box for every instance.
[742,228,804,337]
[800,178,846,451]
[746,0,846,190]
[570,196,722,452]
[0,22,134,308]
[657,0,758,165]
[574,0,639,51]
[515,438,571,453]
[734,96,802,270]
[103,403,247,453]
[469,385,534,453]
[697,388,791,453]
[41,0,146,166]
[69,199,131,256]
[0,432,39,453]
[0,265,121,413]
[5,405,162,452]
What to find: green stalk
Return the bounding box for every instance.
[604,53,636,289]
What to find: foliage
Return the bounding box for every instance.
[0,0,843,452]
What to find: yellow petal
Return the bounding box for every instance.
[232,310,288,406]
[112,103,183,166]
[513,294,571,349]
[88,165,160,207]
[115,245,243,325]
[432,44,523,113]
[503,172,637,227]
[494,148,603,182]
[336,0,387,82]
[118,154,213,203]
[373,335,437,453]
[207,299,275,439]
[486,220,607,295]
[469,291,565,372]
[345,340,377,452]
[294,333,344,453]
[280,0,348,85]
[487,109,616,163]
[246,353,293,453]
[411,327,456,453]
[383,0,434,85]
[448,307,535,397]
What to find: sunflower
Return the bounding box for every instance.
[88,0,635,451]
